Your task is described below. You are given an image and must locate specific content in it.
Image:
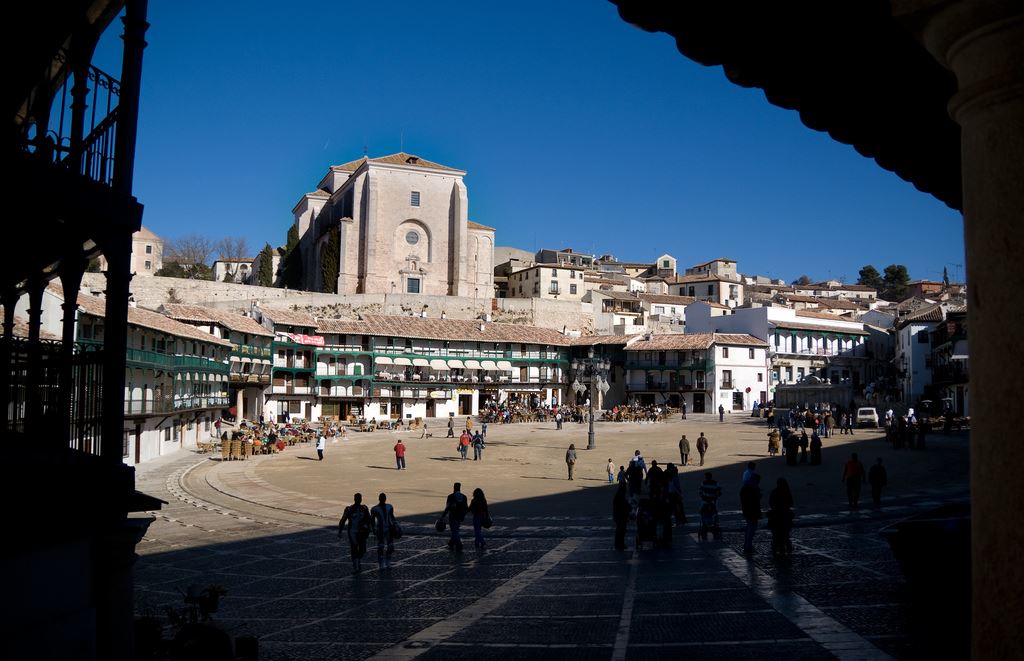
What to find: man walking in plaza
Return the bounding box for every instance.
[719,404,725,422]
[565,443,577,480]
[443,482,469,552]
[393,439,406,470]
[316,432,326,461]
[842,452,867,509]
[472,431,485,461]
[447,415,455,438]
[679,434,690,466]
[370,493,397,570]
[681,400,687,420]
[696,433,709,466]
[338,493,370,573]
[555,411,563,430]
[868,457,887,507]
[458,430,471,460]
[740,474,762,554]
[607,458,616,484]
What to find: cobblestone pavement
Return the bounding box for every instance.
[133,419,969,660]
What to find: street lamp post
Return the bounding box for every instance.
[572,347,611,450]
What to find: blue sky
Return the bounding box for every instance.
[94,0,965,285]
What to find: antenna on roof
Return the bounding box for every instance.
[362,138,367,157]
[400,128,404,153]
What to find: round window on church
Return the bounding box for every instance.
[405,231,419,246]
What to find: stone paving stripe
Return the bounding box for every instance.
[611,549,639,661]
[367,537,583,660]
[711,543,895,661]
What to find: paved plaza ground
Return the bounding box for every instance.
[133,414,970,660]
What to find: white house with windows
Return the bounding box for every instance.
[623,332,768,412]
[212,258,253,283]
[895,303,945,405]
[507,263,588,300]
[291,152,494,296]
[684,303,869,399]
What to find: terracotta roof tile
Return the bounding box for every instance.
[0,309,60,340]
[162,304,274,337]
[67,292,233,346]
[468,220,495,231]
[626,332,766,351]
[570,335,634,346]
[260,308,319,328]
[902,303,945,323]
[331,152,461,173]
[314,318,368,334]
[770,320,869,336]
[639,293,698,305]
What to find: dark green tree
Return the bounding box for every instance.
[256,243,274,287]
[882,264,911,301]
[155,261,213,280]
[86,257,102,273]
[791,274,812,286]
[280,225,303,289]
[319,227,339,294]
[857,265,883,291]
[943,266,950,288]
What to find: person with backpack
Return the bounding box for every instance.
[338,493,371,573]
[443,482,469,552]
[370,493,398,570]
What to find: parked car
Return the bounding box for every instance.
[856,407,879,428]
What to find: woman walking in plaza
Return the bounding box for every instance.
[469,488,490,549]
[565,443,577,480]
[338,493,370,573]
[810,431,823,465]
[768,429,781,457]
[370,493,398,570]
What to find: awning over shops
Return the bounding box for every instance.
[481,360,498,370]
[394,357,413,366]
[447,359,465,369]
[230,355,241,362]
[464,360,482,369]
[240,357,251,363]
[375,356,393,365]
[430,359,450,370]
[413,358,430,367]
[496,360,513,371]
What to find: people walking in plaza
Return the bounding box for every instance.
[666,463,685,526]
[627,457,644,496]
[392,439,407,470]
[681,400,687,419]
[719,404,725,422]
[617,465,627,485]
[630,449,647,477]
[742,461,759,485]
[316,433,326,461]
[443,482,468,552]
[679,434,691,466]
[458,430,470,460]
[370,493,397,570]
[465,417,473,432]
[613,482,631,551]
[767,478,794,556]
[810,431,822,465]
[420,421,428,439]
[472,431,485,461]
[447,416,455,437]
[338,493,370,573]
[842,452,867,509]
[696,433,709,466]
[698,472,723,540]
[844,413,855,435]
[481,420,488,438]
[768,429,781,456]
[784,430,799,466]
[555,411,563,430]
[825,412,836,437]
[799,431,809,464]
[565,443,577,480]
[469,487,490,549]
[740,474,762,554]
[646,460,666,496]
[868,458,887,507]
[607,458,616,483]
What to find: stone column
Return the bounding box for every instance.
[58,260,87,444]
[100,233,133,463]
[236,388,244,422]
[23,276,46,433]
[895,1,1024,657]
[0,288,17,433]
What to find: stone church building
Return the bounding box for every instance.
[291,152,495,297]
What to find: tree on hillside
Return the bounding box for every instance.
[256,243,274,287]
[943,266,950,288]
[280,224,303,289]
[857,265,884,291]
[882,264,911,301]
[215,236,250,262]
[791,274,812,286]
[160,234,215,279]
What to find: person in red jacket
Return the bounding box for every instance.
[842,452,866,508]
[394,439,406,470]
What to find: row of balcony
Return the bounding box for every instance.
[624,361,710,371]
[124,347,229,372]
[769,347,862,358]
[368,347,568,361]
[232,344,272,358]
[627,382,709,392]
[124,394,230,416]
